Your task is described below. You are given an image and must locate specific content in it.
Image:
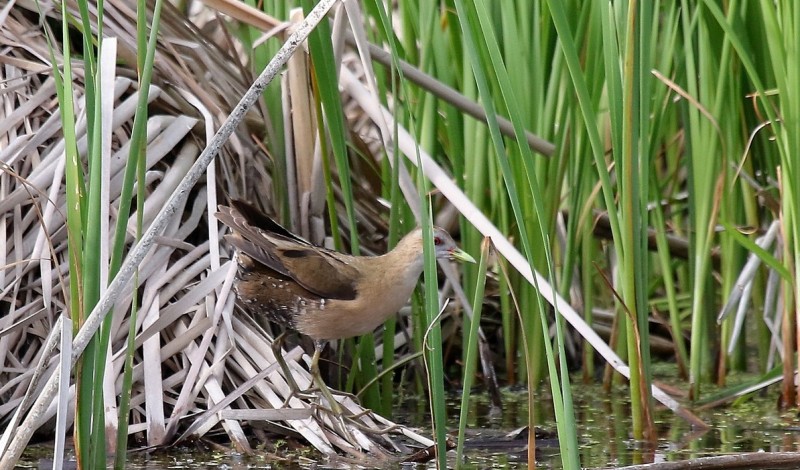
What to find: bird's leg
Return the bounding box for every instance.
[272,334,348,411]
[309,340,370,445]
[271,331,315,404]
[275,335,361,442]
[309,339,344,416]
[282,339,387,440]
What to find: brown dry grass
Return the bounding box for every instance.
[0,0,435,462]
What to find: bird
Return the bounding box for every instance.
[216,200,475,409]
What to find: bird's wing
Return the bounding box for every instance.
[217,204,360,300]
[274,244,361,301]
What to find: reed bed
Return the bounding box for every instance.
[2,1,800,469]
[0,1,434,464]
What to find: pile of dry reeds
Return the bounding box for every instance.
[0,0,445,463]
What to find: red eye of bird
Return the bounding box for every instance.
[434,236,442,246]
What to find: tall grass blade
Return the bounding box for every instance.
[455,238,490,466]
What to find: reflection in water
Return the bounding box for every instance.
[398,382,794,468]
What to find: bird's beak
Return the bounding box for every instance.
[449,248,476,264]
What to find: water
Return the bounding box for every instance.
[435,383,797,468]
[17,380,798,468]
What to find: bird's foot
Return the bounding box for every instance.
[311,397,402,437]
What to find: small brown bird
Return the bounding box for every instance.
[216,201,475,403]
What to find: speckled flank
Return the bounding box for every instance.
[235,263,305,330]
